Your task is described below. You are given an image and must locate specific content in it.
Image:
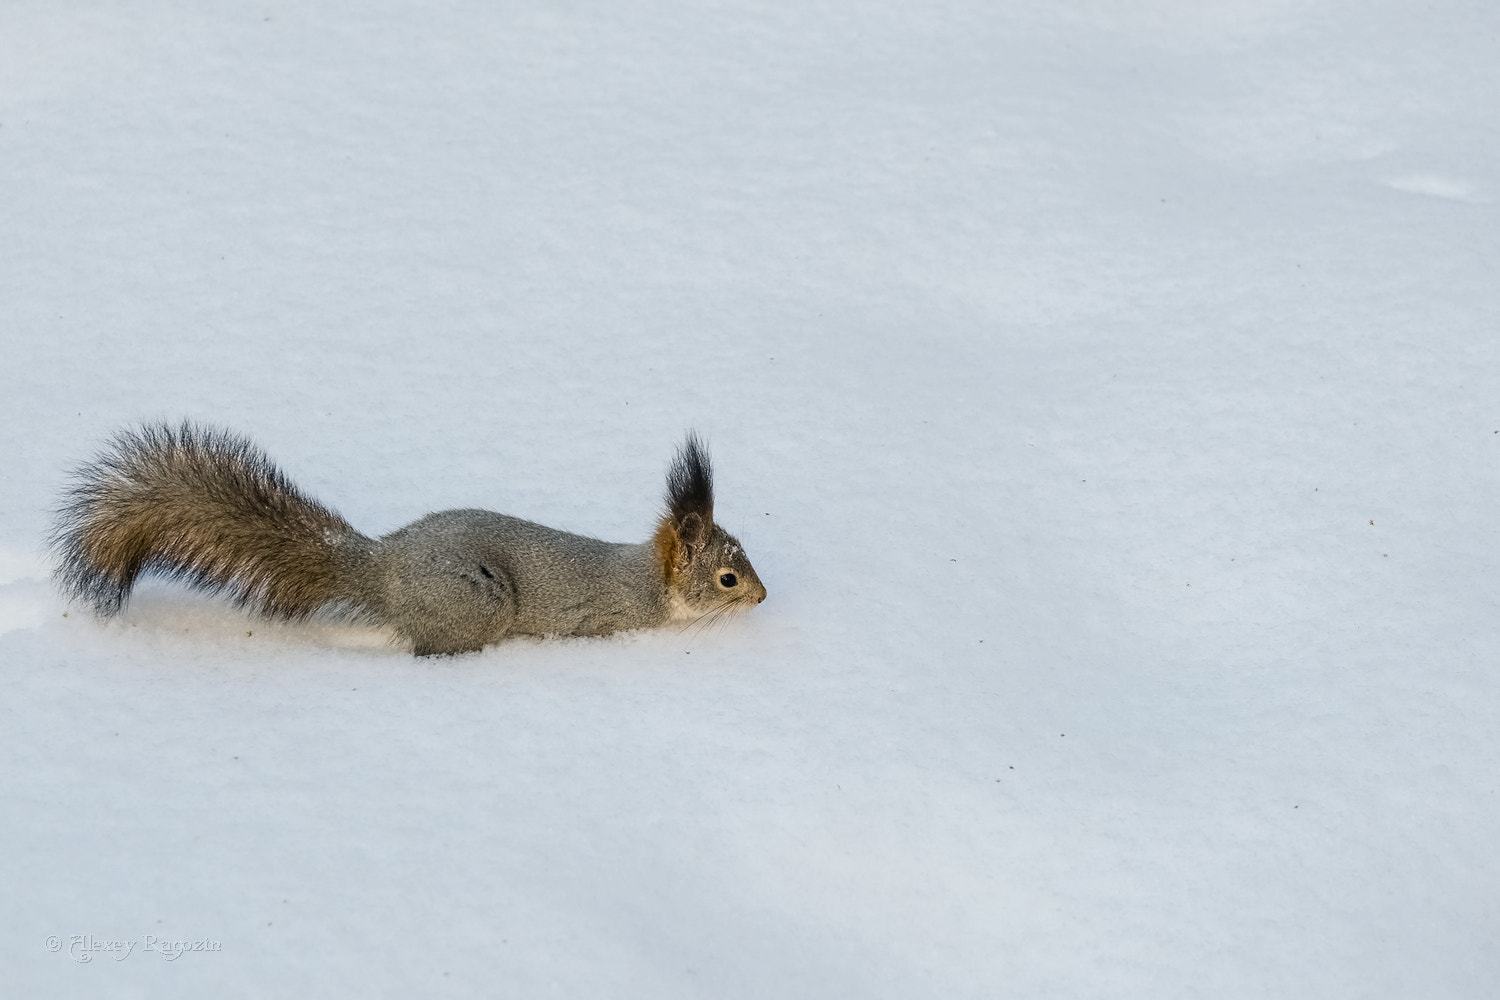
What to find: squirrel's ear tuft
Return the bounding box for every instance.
[665,432,713,529]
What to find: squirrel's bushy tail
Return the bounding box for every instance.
[52,422,371,619]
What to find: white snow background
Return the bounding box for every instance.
[2,1,1498,995]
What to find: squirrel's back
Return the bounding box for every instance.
[376,510,668,646]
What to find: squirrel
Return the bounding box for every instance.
[51,423,767,655]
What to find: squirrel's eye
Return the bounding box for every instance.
[719,572,738,588]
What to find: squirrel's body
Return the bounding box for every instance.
[52,424,766,655]
[374,510,677,651]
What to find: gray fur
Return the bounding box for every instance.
[52,424,767,656]
[374,511,669,655]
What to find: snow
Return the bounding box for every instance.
[2,1,1498,995]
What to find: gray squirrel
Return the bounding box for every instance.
[51,423,766,655]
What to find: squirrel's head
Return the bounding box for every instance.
[654,433,767,621]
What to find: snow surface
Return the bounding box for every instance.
[3,1,1499,996]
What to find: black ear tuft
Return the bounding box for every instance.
[665,431,714,529]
